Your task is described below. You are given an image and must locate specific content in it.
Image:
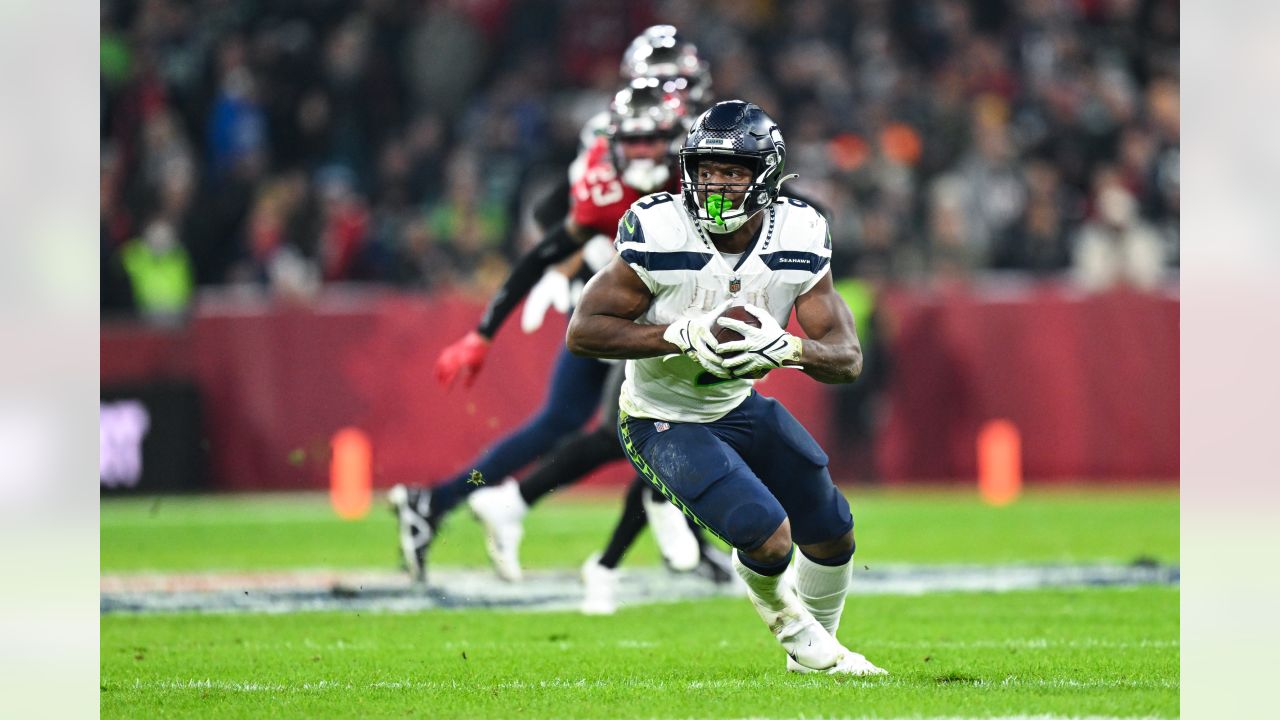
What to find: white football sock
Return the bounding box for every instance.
[794,552,852,636]
[732,550,790,612]
[733,550,844,670]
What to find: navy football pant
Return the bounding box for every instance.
[618,392,853,552]
[430,345,611,517]
[518,361,628,506]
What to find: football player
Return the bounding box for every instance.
[566,100,887,675]
[389,72,698,584]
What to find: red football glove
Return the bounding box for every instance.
[435,331,491,388]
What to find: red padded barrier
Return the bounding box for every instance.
[101,283,1177,490]
[875,282,1178,482]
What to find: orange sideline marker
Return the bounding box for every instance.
[978,419,1022,506]
[330,427,372,519]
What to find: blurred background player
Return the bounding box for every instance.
[567,100,885,674]
[389,32,706,584]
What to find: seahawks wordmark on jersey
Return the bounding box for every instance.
[614,192,832,423]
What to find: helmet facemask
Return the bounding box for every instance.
[615,137,674,193]
[680,153,776,234]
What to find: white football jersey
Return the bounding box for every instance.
[613,192,832,423]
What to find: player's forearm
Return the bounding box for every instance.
[476,221,582,338]
[566,315,675,359]
[798,337,863,384]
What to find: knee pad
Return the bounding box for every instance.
[801,541,854,567]
[724,501,787,551]
[790,484,854,546]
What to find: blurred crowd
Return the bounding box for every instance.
[101,0,1179,319]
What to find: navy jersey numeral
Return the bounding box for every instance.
[637,194,675,210]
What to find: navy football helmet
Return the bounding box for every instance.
[620,25,711,110]
[679,100,794,234]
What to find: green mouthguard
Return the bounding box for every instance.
[706,194,733,227]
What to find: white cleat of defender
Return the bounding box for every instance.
[580,553,619,615]
[467,479,527,582]
[641,492,701,572]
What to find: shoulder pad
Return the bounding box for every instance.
[627,193,686,251]
[774,198,830,253]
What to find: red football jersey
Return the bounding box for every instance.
[570,136,677,236]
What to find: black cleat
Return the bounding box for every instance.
[388,484,435,584]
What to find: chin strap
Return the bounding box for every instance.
[776,173,800,196]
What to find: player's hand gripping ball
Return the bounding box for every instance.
[713,305,768,379]
[712,305,761,344]
[715,304,804,380]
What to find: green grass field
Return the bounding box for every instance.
[101,486,1179,718]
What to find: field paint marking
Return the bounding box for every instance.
[873,638,1179,650]
[123,676,1178,694]
[432,638,1175,651]
[101,563,1178,616]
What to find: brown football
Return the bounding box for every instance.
[713,305,768,379]
[713,304,761,344]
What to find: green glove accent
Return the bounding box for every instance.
[706,194,733,227]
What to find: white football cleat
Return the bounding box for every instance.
[467,479,527,582]
[786,648,888,676]
[642,492,700,572]
[580,554,619,615]
[732,552,844,671]
[772,608,845,671]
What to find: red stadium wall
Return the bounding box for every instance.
[874,283,1179,482]
[100,284,1178,491]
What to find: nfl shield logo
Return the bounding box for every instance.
[655,421,670,433]
[729,277,741,294]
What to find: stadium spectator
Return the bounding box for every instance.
[99,0,1180,312]
[118,218,195,322]
[207,40,268,182]
[990,159,1075,273]
[1071,168,1166,292]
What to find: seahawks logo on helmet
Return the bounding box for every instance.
[678,100,796,235]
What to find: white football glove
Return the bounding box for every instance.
[716,304,805,378]
[520,269,573,334]
[663,300,733,378]
[581,235,616,273]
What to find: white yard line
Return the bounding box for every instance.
[100,563,1178,615]
[126,676,1178,693]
